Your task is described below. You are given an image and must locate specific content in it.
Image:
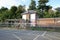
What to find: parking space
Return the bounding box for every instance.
[0,31,18,40]
[0,29,60,40]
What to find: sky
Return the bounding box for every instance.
[0,0,60,10]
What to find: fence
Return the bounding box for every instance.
[0,23,60,32]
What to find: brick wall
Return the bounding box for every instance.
[37,18,60,27]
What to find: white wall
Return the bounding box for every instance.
[30,14,36,26]
[22,15,26,20]
[30,14,36,21]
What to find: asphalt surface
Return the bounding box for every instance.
[0,29,60,40]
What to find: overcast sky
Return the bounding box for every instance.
[0,0,60,10]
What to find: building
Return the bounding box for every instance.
[5,10,60,27]
[22,10,60,27]
[21,10,37,26]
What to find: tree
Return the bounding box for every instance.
[0,10,13,22]
[37,0,49,18]
[45,5,52,12]
[0,7,8,11]
[16,5,25,18]
[55,7,60,12]
[0,7,8,14]
[10,6,17,18]
[55,7,60,17]
[38,0,49,9]
[55,11,60,17]
[39,0,49,3]
[29,0,36,10]
[16,5,25,13]
[36,10,43,18]
[0,7,8,22]
[10,6,17,13]
[44,11,55,18]
[0,5,25,22]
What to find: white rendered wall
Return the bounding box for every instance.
[30,14,36,26]
[22,15,26,20]
[30,14,36,21]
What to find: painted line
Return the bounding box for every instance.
[41,31,47,36]
[33,35,40,40]
[14,31,38,35]
[12,34,22,40]
[46,34,60,39]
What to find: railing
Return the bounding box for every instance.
[0,23,60,32]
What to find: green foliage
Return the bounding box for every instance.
[37,0,49,18]
[55,7,60,12]
[0,7,8,12]
[54,7,60,17]
[39,0,49,3]
[16,5,25,18]
[29,0,36,10]
[55,11,60,17]
[10,6,17,13]
[38,0,49,9]
[0,5,25,22]
[44,12,52,18]
[37,10,43,18]
[10,6,17,18]
[37,0,55,18]
[0,0,60,22]
[16,5,25,13]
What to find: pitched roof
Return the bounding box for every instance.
[21,10,36,15]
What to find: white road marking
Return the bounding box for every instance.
[12,34,22,40]
[14,32,19,33]
[46,34,60,39]
[14,32,38,35]
[33,35,41,40]
[40,31,52,40]
[41,31,47,36]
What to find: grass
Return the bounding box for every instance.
[28,27,60,32]
[28,27,48,31]
[0,26,60,32]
